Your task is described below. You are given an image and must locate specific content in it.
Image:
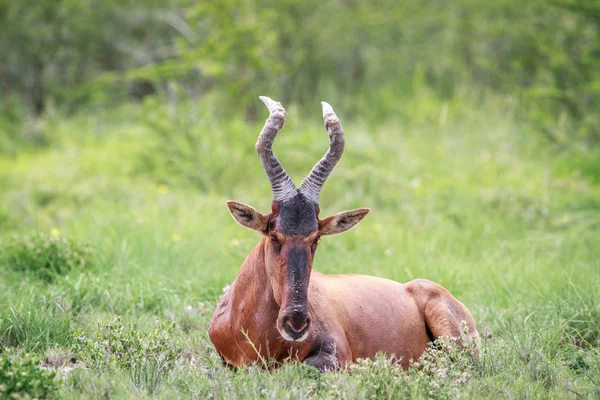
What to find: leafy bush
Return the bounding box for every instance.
[2,232,93,281]
[0,349,57,399]
[73,317,182,394]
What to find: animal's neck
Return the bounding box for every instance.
[231,237,275,306]
[226,237,314,363]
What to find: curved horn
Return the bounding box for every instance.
[299,101,345,204]
[256,96,297,202]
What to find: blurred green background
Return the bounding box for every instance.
[2,0,600,150]
[0,1,599,398]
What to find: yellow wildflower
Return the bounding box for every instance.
[50,228,60,237]
[172,233,181,242]
[157,184,169,194]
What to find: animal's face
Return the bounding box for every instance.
[227,195,369,342]
[226,95,367,342]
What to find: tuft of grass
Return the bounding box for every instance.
[2,232,94,282]
[0,301,74,353]
[557,282,600,349]
[73,316,182,394]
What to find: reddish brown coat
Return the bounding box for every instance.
[209,236,478,370]
[208,97,479,371]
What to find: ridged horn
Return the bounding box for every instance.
[256,96,297,202]
[299,101,345,204]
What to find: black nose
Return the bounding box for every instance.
[282,313,311,340]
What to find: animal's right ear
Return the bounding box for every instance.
[226,201,269,233]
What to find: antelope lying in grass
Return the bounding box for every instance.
[209,97,479,371]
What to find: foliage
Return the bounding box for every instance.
[0,349,57,399]
[135,97,258,192]
[0,0,181,114]
[0,28,599,397]
[2,0,599,148]
[2,232,93,282]
[347,322,480,399]
[0,302,73,353]
[73,317,182,394]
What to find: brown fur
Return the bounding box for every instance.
[209,234,479,371]
[211,97,478,371]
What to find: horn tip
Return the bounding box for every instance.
[321,101,335,116]
[259,96,273,106]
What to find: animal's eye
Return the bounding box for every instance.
[270,234,282,247]
[310,236,320,254]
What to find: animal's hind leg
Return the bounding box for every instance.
[423,296,480,353]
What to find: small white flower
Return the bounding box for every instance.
[409,177,421,188]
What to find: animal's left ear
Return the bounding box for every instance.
[319,208,370,236]
[226,201,269,233]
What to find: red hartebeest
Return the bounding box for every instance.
[208,97,479,371]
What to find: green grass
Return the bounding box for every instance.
[0,93,599,398]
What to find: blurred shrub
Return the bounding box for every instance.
[113,0,600,147]
[0,100,25,156]
[73,317,181,394]
[1,0,599,148]
[0,210,13,232]
[135,97,257,193]
[0,349,57,399]
[2,232,94,282]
